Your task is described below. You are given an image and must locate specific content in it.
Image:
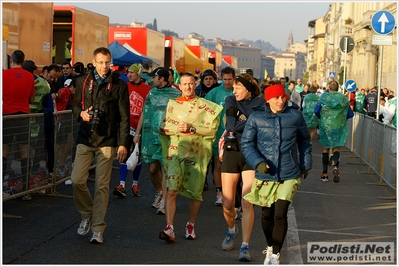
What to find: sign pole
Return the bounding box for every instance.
[342,37,348,93]
[376,45,383,119]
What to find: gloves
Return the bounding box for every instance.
[301,170,309,179]
[257,162,269,174]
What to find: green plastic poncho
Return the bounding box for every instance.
[172,67,180,85]
[141,86,181,164]
[141,72,154,87]
[302,93,320,129]
[160,96,222,201]
[319,91,350,148]
[354,91,366,114]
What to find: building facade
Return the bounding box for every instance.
[308,2,397,92]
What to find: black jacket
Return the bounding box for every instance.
[72,70,130,148]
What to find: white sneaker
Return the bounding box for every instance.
[185,222,196,240]
[270,253,280,265]
[152,191,162,208]
[156,199,165,215]
[77,218,92,236]
[90,231,103,244]
[262,246,273,265]
[214,192,223,206]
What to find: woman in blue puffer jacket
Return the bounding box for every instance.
[241,83,312,265]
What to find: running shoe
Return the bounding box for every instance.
[222,226,239,251]
[320,172,329,182]
[238,245,251,262]
[152,191,162,208]
[214,192,223,206]
[262,246,273,265]
[159,225,176,243]
[77,218,92,236]
[90,231,103,244]
[132,184,141,197]
[333,167,340,183]
[157,200,165,215]
[270,253,280,265]
[185,222,196,240]
[112,184,126,198]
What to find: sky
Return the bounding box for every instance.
[54,1,330,50]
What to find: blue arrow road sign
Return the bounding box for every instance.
[345,79,357,92]
[371,10,396,35]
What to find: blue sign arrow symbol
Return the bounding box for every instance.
[372,10,395,35]
[378,12,390,33]
[347,81,356,90]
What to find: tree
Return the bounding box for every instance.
[153,18,158,31]
[161,30,179,38]
[146,23,153,30]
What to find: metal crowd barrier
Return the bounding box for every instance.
[2,110,79,202]
[346,113,397,195]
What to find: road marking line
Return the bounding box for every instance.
[287,205,303,264]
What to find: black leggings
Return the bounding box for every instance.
[261,199,291,254]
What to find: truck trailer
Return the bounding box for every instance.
[53,6,109,66]
[2,2,53,69]
[109,26,164,67]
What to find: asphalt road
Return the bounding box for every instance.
[2,139,396,265]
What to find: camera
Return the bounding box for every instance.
[89,109,103,133]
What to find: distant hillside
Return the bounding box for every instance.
[237,38,281,54]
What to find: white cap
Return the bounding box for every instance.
[64,79,73,87]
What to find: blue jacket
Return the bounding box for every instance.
[241,102,312,182]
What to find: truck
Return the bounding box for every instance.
[2,2,53,69]
[109,26,164,67]
[208,49,222,77]
[53,6,109,65]
[222,55,238,69]
[164,35,185,71]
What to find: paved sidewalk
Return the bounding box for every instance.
[2,138,396,265]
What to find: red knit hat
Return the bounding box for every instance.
[264,84,289,102]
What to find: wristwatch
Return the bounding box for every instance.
[189,125,196,134]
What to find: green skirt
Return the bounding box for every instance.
[243,178,301,207]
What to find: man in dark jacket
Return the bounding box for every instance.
[71,47,130,244]
[363,86,378,118]
[195,69,219,98]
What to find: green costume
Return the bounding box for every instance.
[354,91,366,114]
[302,93,319,129]
[160,96,222,201]
[141,86,181,165]
[318,91,350,148]
[204,83,234,156]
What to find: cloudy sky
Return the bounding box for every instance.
[55,1,330,50]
